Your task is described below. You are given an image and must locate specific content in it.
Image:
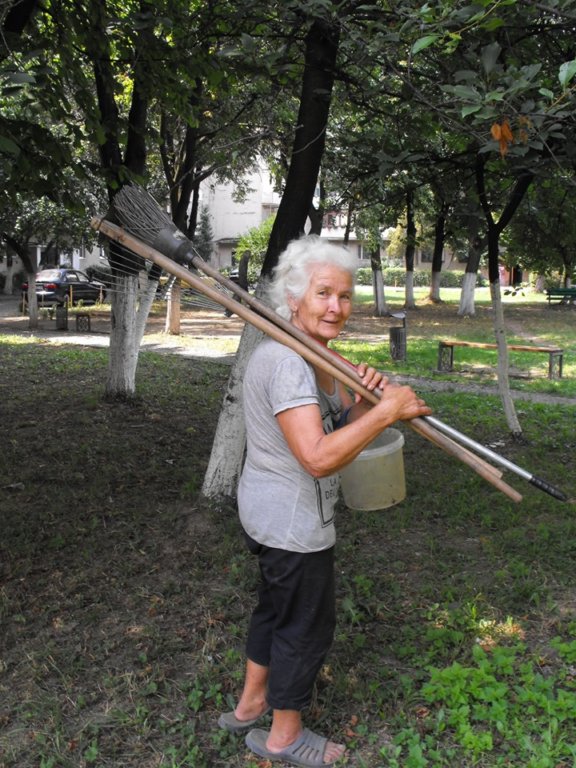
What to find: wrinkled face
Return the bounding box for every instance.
[289,263,353,344]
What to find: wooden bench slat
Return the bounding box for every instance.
[440,340,562,352]
[437,340,563,379]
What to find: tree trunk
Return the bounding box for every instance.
[5,237,38,326]
[457,235,484,317]
[165,281,181,335]
[343,201,354,245]
[428,206,447,303]
[308,175,325,235]
[135,279,158,343]
[458,272,478,316]
[237,250,250,290]
[105,273,140,399]
[491,280,522,437]
[476,157,532,437]
[429,270,442,302]
[26,272,38,329]
[201,321,264,499]
[370,247,388,316]
[263,17,340,266]
[405,270,415,308]
[404,189,416,309]
[202,15,340,501]
[487,221,521,437]
[87,0,150,398]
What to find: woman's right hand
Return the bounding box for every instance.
[375,382,432,423]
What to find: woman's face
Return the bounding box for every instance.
[289,263,353,344]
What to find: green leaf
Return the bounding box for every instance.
[538,87,554,99]
[559,60,576,88]
[454,70,478,83]
[461,104,482,117]
[521,63,542,81]
[480,42,501,75]
[411,35,440,55]
[452,84,481,101]
[482,17,505,32]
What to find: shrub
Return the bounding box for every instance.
[356,267,485,288]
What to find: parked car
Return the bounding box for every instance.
[21,269,107,307]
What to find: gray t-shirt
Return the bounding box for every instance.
[238,338,343,553]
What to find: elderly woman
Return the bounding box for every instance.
[218,235,431,767]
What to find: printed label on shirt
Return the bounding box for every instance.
[314,475,338,527]
[315,387,341,527]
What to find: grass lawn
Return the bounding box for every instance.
[337,287,576,399]
[1,293,575,767]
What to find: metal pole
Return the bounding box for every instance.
[423,415,568,501]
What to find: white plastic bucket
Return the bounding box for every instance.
[340,428,406,511]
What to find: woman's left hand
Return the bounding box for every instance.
[355,363,387,397]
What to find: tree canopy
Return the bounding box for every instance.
[2,0,576,282]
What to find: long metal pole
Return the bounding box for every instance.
[423,416,567,501]
[159,242,568,503]
[104,183,568,501]
[92,216,527,503]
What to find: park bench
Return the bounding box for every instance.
[437,340,564,380]
[545,287,576,304]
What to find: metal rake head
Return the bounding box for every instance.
[110,184,200,267]
[112,184,176,241]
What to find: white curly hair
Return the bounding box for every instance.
[266,235,357,319]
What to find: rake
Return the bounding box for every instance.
[90,184,569,503]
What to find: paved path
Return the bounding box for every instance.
[1,293,574,406]
[0,294,239,361]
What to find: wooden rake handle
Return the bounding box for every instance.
[91,216,523,503]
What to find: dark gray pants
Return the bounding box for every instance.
[244,533,336,711]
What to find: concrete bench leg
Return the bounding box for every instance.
[549,352,563,379]
[438,343,454,372]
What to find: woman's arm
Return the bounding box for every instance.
[276,379,431,478]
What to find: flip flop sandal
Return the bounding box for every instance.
[245,727,341,767]
[217,706,271,734]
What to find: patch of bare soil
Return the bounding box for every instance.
[0,342,238,767]
[1,297,574,767]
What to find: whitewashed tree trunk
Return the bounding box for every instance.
[429,271,442,302]
[135,278,158,343]
[491,280,522,437]
[164,282,181,335]
[27,275,38,330]
[372,268,388,316]
[458,272,477,316]
[106,274,140,398]
[105,274,158,399]
[405,271,415,308]
[202,320,264,499]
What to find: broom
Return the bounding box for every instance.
[92,186,569,502]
